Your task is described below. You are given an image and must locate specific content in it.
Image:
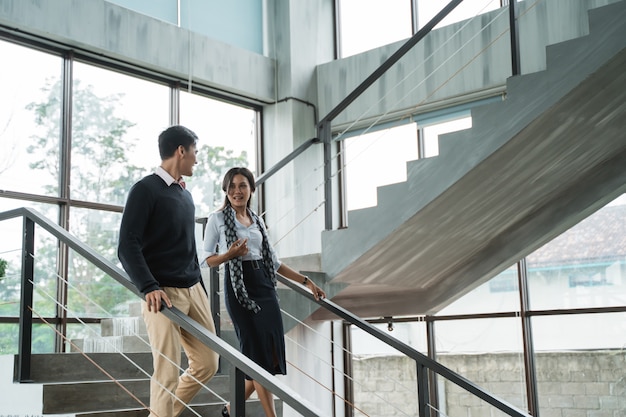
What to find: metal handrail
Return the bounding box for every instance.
[2,207,322,417]
[256,137,321,187]
[278,275,533,417]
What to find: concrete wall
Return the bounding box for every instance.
[353,351,626,417]
[0,0,275,102]
[260,0,334,258]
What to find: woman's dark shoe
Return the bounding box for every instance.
[221,404,230,417]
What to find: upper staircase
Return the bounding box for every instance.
[318,0,626,319]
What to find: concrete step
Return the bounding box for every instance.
[72,334,152,353]
[42,375,229,414]
[15,353,155,383]
[75,398,282,417]
[100,316,147,337]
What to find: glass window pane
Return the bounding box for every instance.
[435,317,524,353]
[71,62,171,206]
[435,317,527,415]
[0,324,57,355]
[533,312,626,351]
[179,91,257,216]
[0,40,62,197]
[67,207,136,317]
[69,207,122,265]
[416,0,502,30]
[338,0,412,58]
[527,194,626,310]
[0,260,20,318]
[0,199,60,319]
[31,228,63,319]
[107,0,178,24]
[344,124,418,210]
[422,115,472,158]
[0,324,19,355]
[181,0,263,54]
[351,322,426,417]
[533,313,626,416]
[437,265,520,315]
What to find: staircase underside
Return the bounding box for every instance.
[316,2,626,319]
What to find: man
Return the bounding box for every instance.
[118,125,218,417]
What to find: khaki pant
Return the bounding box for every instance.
[142,282,219,417]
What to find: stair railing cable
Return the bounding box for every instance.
[277,274,534,417]
[30,308,154,414]
[30,265,225,416]
[2,207,324,417]
[280,308,415,417]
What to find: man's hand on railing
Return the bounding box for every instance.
[145,289,172,313]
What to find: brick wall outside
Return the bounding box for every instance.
[353,351,626,417]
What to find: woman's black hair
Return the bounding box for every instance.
[220,167,256,209]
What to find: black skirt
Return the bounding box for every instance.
[225,260,286,379]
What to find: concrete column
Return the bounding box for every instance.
[262,0,335,260]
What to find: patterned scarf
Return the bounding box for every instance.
[223,205,276,313]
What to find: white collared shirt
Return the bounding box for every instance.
[202,207,281,271]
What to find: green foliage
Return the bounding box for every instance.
[26,79,145,201]
[192,144,249,213]
[0,258,6,278]
[0,257,19,316]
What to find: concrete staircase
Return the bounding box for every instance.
[20,351,279,416]
[317,0,626,319]
[71,302,150,354]
[25,302,279,416]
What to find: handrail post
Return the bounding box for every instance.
[319,120,334,230]
[518,259,539,416]
[211,267,221,337]
[230,366,246,417]
[508,0,521,75]
[426,319,439,417]
[417,363,430,417]
[17,216,35,383]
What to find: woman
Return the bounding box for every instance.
[203,167,326,417]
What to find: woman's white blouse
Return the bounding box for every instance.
[202,208,281,271]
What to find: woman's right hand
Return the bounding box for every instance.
[228,238,249,259]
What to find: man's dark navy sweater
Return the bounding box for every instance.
[118,174,201,295]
